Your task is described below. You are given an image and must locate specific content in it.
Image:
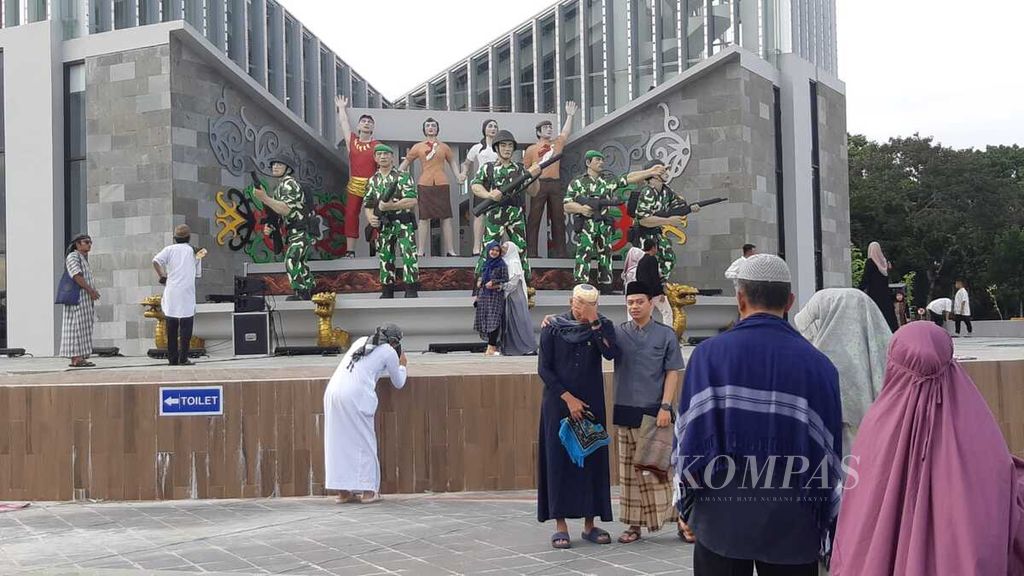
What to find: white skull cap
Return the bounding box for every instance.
[573,284,599,303]
[736,254,791,283]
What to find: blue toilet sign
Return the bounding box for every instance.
[159,386,224,416]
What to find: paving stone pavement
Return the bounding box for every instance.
[0,491,694,575]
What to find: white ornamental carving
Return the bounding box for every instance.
[645,102,691,182]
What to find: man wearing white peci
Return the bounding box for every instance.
[323,324,408,504]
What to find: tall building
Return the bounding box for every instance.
[0,0,389,354]
[397,0,849,306]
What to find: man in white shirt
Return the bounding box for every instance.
[953,279,972,337]
[926,297,953,328]
[153,225,204,365]
[724,244,757,280]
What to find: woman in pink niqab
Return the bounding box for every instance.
[831,321,1024,575]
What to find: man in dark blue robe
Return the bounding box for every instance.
[537,284,619,549]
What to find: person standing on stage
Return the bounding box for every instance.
[152,224,206,366]
[399,118,465,257]
[254,151,315,300]
[634,239,672,324]
[538,284,618,549]
[60,233,99,368]
[926,296,953,327]
[324,323,407,504]
[336,95,380,258]
[631,159,696,281]
[471,130,541,281]
[474,241,507,356]
[524,101,577,258]
[463,119,500,256]
[364,144,419,299]
[501,242,537,356]
[564,151,665,293]
[613,280,684,544]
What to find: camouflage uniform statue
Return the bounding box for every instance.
[472,130,535,281]
[633,184,680,282]
[564,150,666,293]
[364,144,419,298]
[565,172,628,286]
[258,151,315,300]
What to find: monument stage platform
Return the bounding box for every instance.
[0,336,1022,503]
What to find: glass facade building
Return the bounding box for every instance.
[0,0,389,141]
[394,0,838,128]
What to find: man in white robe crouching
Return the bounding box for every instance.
[324,323,407,503]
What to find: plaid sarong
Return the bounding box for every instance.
[617,427,675,531]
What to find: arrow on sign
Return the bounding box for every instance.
[164,397,181,406]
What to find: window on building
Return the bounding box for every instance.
[659,0,680,80]
[160,0,177,22]
[632,0,655,97]
[607,0,629,111]
[410,89,426,110]
[368,90,380,108]
[810,81,823,290]
[515,28,534,113]
[336,63,350,99]
[64,63,87,251]
[27,0,47,22]
[114,0,135,29]
[267,2,283,97]
[139,0,159,26]
[320,51,331,136]
[451,64,468,111]
[538,15,556,114]
[184,0,202,32]
[91,0,111,32]
[494,41,512,113]
[303,33,316,124]
[246,0,257,75]
[351,74,366,107]
[710,0,734,54]
[62,0,83,37]
[472,53,489,111]
[285,16,299,113]
[430,78,447,110]
[685,0,706,66]
[561,3,581,129]
[4,0,20,27]
[585,0,605,123]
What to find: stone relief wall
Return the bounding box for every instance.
[562,60,780,293]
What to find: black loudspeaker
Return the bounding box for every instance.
[232,312,270,356]
[234,295,266,313]
[427,342,487,354]
[234,276,266,295]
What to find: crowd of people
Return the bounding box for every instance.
[324,251,1024,575]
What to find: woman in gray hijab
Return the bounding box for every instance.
[794,288,891,455]
[500,242,537,356]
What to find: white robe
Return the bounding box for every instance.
[323,337,407,492]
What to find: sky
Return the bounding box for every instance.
[279,0,1023,150]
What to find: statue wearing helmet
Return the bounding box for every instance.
[253,150,316,300]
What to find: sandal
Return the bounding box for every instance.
[677,519,695,543]
[70,361,95,368]
[618,529,641,544]
[357,491,382,504]
[551,531,571,549]
[581,527,611,545]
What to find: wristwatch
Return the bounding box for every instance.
[660,403,672,412]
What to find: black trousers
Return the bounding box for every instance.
[487,328,500,347]
[929,311,946,327]
[166,316,194,365]
[693,541,818,576]
[954,314,972,334]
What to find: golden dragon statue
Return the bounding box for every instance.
[312,292,352,350]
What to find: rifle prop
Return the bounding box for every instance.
[363,178,401,243]
[471,153,563,217]
[654,196,727,218]
[250,171,285,254]
[571,196,625,233]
